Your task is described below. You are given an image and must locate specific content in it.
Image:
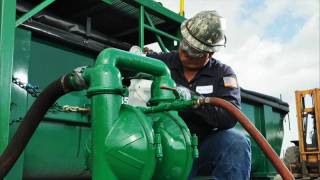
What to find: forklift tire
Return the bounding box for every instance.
[283,146,300,168]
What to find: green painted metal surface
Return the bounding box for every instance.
[2,30,287,179]
[82,48,193,179]
[84,53,123,179]
[102,0,115,5]
[102,105,156,179]
[145,24,181,42]
[24,123,91,179]
[236,102,286,179]
[148,111,193,180]
[106,0,183,50]
[139,5,145,49]
[141,100,194,113]
[85,105,194,180]
[122,0,185,23]
[93,48,171,76]
[0,0,16,155]
[27,38,92,123]
[15,0,55,27]
[145,11,168,52]
[24,34,94,178]
[0,1,288,179]
[6,28,32,180]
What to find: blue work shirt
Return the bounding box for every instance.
[148,51,241,142]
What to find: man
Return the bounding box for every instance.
[147,11,251,179]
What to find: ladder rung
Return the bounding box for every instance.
[304,107,314,113]
[301,151,320,155]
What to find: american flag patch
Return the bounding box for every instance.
[223,77,238,88]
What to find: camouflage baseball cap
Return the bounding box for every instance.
[181,10,226,53]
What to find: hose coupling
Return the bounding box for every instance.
[196,97,210,105]
[61,66,88,92]
[191,134,199,158]
[71,66,88,89]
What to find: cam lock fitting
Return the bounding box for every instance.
[191,134,199,158]
[154,133,163,159]
[154,120,163,160]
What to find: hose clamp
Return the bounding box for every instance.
[61,75,71,93]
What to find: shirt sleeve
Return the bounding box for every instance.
[146,52,168,63]
[193,66,241,129]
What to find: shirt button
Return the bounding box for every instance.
[189,84,193,88]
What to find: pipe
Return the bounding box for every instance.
[96,48,171,77]
[92,48,176,104]
[0,75,76,178]
[198,97,294,180]
[90,93,121,180]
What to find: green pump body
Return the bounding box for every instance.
[81,48,195,179]
[94,105,193,179]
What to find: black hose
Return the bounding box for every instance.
[0,75,74,178]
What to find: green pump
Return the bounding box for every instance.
[0,47,292,179]
[0,47,198,180]
[82,48,197,180]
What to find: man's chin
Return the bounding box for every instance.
[182,62,206,71]
[184,65,202,71]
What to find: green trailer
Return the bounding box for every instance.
[0,0,289,179]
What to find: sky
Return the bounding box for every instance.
[153,0,320,154]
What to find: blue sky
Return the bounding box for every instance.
[240,0,266,19]
[263,12,307,42]
[240,0,308,43]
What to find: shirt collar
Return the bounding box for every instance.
[199,58,215,77]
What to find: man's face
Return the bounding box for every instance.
[179,48,211,71]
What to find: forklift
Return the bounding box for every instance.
[284,89,320,179]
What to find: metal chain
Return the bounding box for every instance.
[9,118,23,125]
[12,77,40,97]
[12,76,90,113]
[62,105,90,113]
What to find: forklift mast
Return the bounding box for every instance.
[295,88,320,177]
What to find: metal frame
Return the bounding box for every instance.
[16,0,55,27]
[1,0,55,146]
[0,0,184,178]
[118,0,185,23]
[0,0,16,154]
[137,3,182,51]
[110,0,184,50]
[139,5,145,48]
[139,5,180,52]
[145,11,168,52]
[295,89,320,177]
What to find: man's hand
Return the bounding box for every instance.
[143,47,154,54]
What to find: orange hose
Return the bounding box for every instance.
[200,97,294,180]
